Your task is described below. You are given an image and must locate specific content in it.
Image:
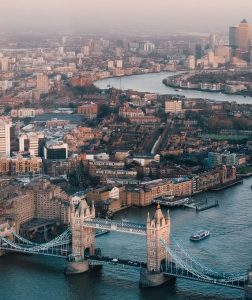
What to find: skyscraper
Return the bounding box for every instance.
[0,118,12,156]
[238,19,251,51]
[209,34,216,50]
[195,44,202,59]
[229,26,238,48]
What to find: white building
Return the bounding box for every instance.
[115,60,123,68]
[107,60,114,69]
[185,55,195,70]
[0,118,11,156]
[19,132,44,156]
[11,108,44,119]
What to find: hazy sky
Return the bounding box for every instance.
[0,0,252,34]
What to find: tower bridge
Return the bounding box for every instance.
[0,196,252,299]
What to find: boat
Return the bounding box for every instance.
[175,88,182,92]
[190,230,210,241]
[152,197,190,207]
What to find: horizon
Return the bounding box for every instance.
[0,0,252,34]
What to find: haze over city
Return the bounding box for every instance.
[0,0,252,33]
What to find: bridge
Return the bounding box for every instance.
[0,197,251,299]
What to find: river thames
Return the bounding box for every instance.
[95,72,252,104]
[1,177,252,300]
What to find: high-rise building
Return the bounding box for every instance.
[195,44,202,59]
[229,26,238,48]
[185,55,195,70]
[209,34,216,50]
[238,19,251,51]
[36,74,49,93]
[0,57,9,72]
[0,118,11,156]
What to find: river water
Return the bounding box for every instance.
[1,177,252,300]
[95,72,252,104]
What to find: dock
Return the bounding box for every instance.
[196,200,219,212]
[184,200,219,212]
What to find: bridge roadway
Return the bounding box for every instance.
[87,255,146,269]
[83,218,147,235]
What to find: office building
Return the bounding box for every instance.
[44,141,68,160]
[0,118,11,156]
[229,26,238,48]
[238,19,251,51]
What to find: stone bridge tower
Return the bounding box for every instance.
[65,196,95,274]
[245,266,252,299]
[140,204,172,287]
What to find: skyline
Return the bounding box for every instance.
[0,0,252,34]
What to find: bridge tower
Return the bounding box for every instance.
[245,266,252,299]
[65,196,95,274]
[140,204,172,287]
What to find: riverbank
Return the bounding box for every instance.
[162,71,252,97]
[95,72,252,104]
[163,78,252,97]
[208,178,243,191]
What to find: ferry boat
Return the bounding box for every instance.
[190,230,210,241]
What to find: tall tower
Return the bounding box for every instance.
[65,196,95,274]
[140,205,171,287]
[238,19,251,51]
[229,26,238,48]
[146,204,170,272]
[245,266,252,299]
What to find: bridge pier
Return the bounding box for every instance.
[139,268,173,288]
[245,266,252,299]
[65,259,89,275]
